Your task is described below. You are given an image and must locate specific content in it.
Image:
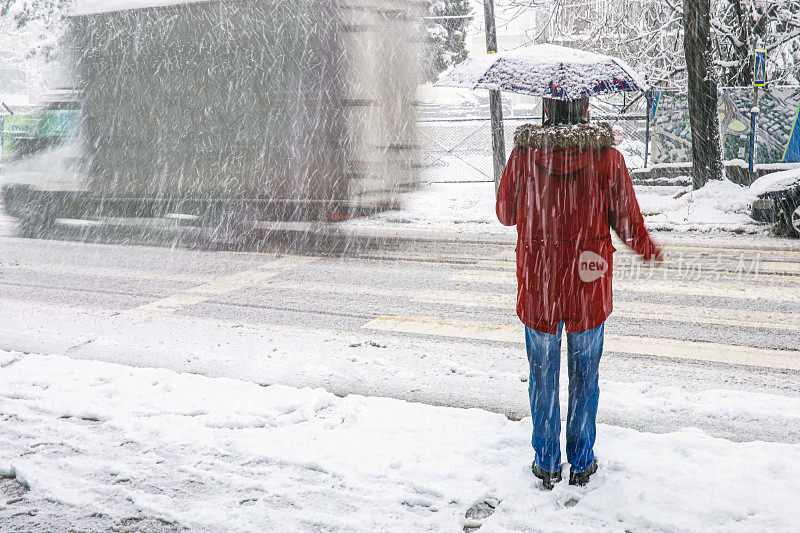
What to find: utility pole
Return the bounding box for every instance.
[483,0,505,192]
[750,26,766,173]
[644,90,652,168]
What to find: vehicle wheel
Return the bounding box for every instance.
[201,216,254,250]
[17,212,56,238]
[790,203,800,238]
[779,194,800,238]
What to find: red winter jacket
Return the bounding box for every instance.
[496,122,660,334]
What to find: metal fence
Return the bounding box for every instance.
[419,115,648,183]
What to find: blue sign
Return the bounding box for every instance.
[754,50,766,87]
[650,90,661,120]
[784,102,800,163]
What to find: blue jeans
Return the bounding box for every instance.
[525,321,604,473]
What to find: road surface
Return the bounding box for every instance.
[0,215,799,529]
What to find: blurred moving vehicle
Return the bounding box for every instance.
[1,0,420,235]
[750,168,800,237]
[0,92,87,232]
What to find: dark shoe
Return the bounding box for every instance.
[531,462,562,490]
[569,459,598,486]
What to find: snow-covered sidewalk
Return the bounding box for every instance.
[1,350,797,532]
[342,178,771,236]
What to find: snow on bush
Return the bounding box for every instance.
[636,178,759,231]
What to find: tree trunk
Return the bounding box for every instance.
[684,0,724,189]
[727,0,752,87]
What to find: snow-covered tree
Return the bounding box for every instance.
[506,0,800,88]
[507,0,686,87]
[1,0,69,55]
[712,0,800,86]
[423,0,473,82]
[0,0,71,91]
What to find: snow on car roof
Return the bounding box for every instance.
[71,0,216,17]
[750,166,800,196]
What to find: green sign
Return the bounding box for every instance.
[1,114,40,163]
[0,110,80,163]
[39,110,80,138]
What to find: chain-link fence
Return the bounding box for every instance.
[419,115,648,183]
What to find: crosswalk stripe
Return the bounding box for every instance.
[410,289,800,333]
[0,261,215,284]
[637,235,800,252]
[363,315,800,371]
[132,255,316,314]
[475,257,800,276]
[265,280,800,333]
[1,255,322,286]
[452,269,800,303]
[494,246,800,262]
[487,248,800,279]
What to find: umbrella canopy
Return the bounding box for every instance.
[436,44,647,100]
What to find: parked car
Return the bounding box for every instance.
[750,168,800,237]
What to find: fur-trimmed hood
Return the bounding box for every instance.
[513,122,614,150]
[513,122,614,176]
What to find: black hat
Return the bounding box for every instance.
[543,97,590,126]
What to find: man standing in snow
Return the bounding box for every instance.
[496,97,661,490]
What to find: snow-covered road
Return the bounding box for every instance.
[1,351,798,532]
[0,184,799,530]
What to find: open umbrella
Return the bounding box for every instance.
[435,44,647,100]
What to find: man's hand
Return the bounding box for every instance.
[650,248,665,265]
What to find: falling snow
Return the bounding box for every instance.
[0,0,799,531]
